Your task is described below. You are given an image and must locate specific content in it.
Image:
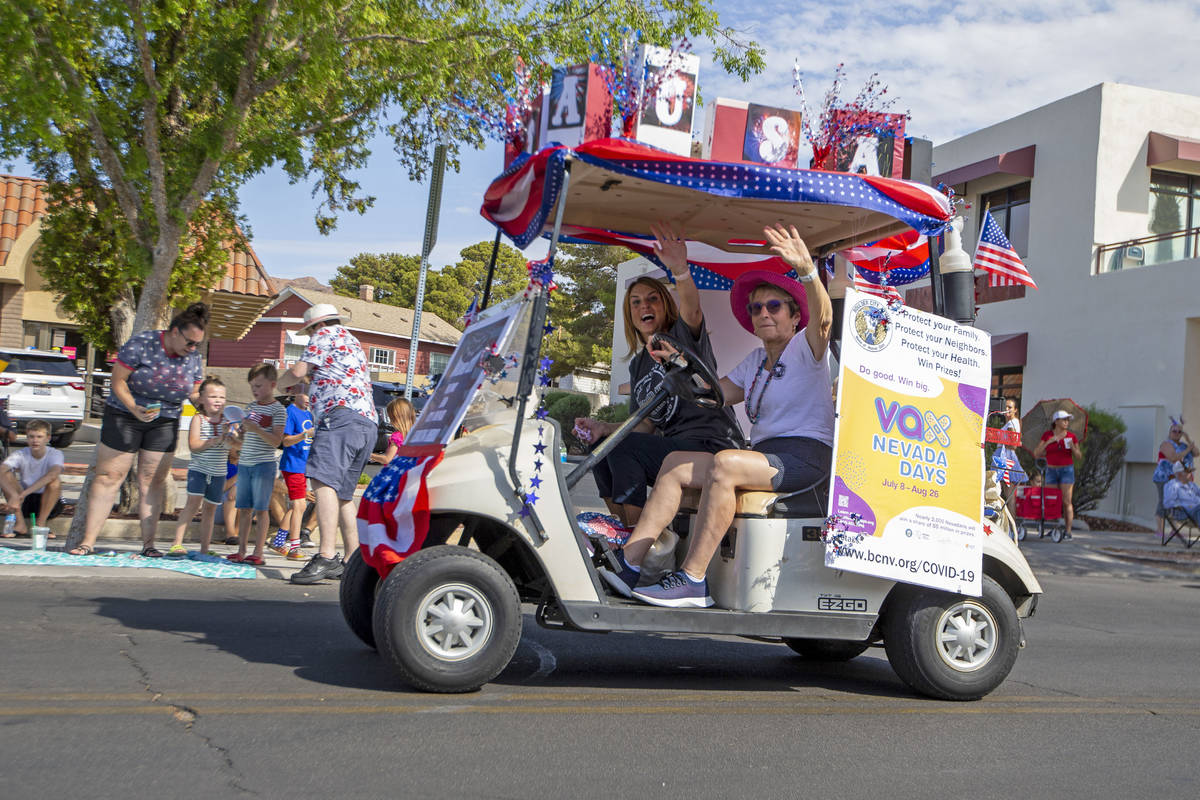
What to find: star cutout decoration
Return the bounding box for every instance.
[543,323,555,335]
[526,491,540,505]
[533,442,546,454]
[519,504,531,518]
[533,458,543,472]
[535,408,548,420]
[529,475,543,489]
[539,356,554,371]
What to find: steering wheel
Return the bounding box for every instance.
[648,332,725,409]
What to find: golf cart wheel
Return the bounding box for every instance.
[1016,524,1027,542]
[883,575,1020,701]
[784,638,871,662]
[372,545,521,693]
[1050,527,1064,544]
[339,550,379,649]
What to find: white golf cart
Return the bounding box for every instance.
[340,139,1042,701]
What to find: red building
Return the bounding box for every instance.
[207,284,460,390]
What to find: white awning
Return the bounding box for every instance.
[285,331,310,346]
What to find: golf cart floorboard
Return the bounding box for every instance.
[552,599,876,640]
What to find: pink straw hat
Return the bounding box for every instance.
[730,270,810,334]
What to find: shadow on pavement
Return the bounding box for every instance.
[89,594,416,693]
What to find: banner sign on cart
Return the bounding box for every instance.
[404,298,524,447]
[826,289,991,595]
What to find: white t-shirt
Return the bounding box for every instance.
[727,333,836,447]
[3,447,65,491]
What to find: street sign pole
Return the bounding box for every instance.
[405,143,447,400]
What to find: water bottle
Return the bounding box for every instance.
[3,513,14,537]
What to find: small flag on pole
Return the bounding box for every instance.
[974,211,1037,288]
[458,295,479,329]
[852,271,902,303]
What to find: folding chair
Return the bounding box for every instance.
[1162,506,1200,549]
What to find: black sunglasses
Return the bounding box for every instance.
[747,299,787,316]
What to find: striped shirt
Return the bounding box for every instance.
[239,401,286,466]
[189,415,231,477]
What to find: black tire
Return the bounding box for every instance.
[372,545,521,693]
[1050,527,1064,544]
[882,575,1020,701]
[339,550,380,649]
[784,637,871,661]
[51,431,75,448]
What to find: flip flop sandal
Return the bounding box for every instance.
[141,547,164,558]
[68,544,94,556]
[226,553,246,563]
[243,555,265,566]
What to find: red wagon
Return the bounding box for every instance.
[1014,485,1068,543]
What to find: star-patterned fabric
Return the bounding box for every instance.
[107,330,203,419]
[301,324,378,423]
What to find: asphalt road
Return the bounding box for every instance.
[1,550,1197,800]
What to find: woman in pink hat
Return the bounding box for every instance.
[600,224,835,608]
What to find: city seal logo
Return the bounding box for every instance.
[850,298,893,352]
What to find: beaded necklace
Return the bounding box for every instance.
[745,355,786,424]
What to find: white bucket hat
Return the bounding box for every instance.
[298,303,346,332]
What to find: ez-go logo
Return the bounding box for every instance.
[817,597,867,612]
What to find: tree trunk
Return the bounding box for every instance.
[131,240,178,335]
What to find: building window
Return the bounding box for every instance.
[429,352,449,377]
[979,183,1031,257]
[283,343,305,364]
[990,367,1023,413]
[369,347,396,370]
[1148,169,1200,263]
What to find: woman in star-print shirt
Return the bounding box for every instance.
[69,304,208,557]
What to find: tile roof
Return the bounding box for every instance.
[0,174,47,268]
[0,173,274,297]
[281,287,462,346]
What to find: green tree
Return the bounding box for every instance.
[330,240,532,327]
[542,243,621,379]
[1074,406,1128,515]
[0,0,761,345]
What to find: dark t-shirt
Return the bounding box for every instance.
[106,330,203,419]
[629,316,742,448]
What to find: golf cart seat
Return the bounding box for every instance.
[678,475,829,519]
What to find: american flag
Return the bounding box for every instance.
[974,211,1037,288]
[852,271,902,303]
[356,445,445,577]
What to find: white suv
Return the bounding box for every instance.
[0,348,85,447]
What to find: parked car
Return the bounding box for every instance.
[372,380,428,452]
[0,348,85,448]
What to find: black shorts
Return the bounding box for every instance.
[22,493,65,520]
[100,406,179,453]
[755,436,832,494]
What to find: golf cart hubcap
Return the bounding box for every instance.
[934,601,997,672]
[415,582,493,661]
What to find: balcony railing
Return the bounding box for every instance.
[1096,226,1200,274]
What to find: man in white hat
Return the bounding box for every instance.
[277,303,379,583]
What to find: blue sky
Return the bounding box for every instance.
[242,0,1200,283]
[15,1,1200,283]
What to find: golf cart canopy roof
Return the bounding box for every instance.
[481,138,954,268]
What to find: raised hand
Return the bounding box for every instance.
[763,223,817,278]
[650,221,689,277]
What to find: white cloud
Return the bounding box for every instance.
[703,0,1200,142]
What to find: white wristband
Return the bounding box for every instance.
[796,270,816,283]
[672,271,693,283]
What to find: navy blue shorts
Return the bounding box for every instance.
[755,436,832,494]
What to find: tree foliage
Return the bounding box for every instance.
[542,243,622,379]
[329,240,529,326]
[1073,405,1128,515]
[0,0,761,344]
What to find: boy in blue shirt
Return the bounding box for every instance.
[272,391,314,559]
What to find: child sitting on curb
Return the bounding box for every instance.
[0,419,65,537]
